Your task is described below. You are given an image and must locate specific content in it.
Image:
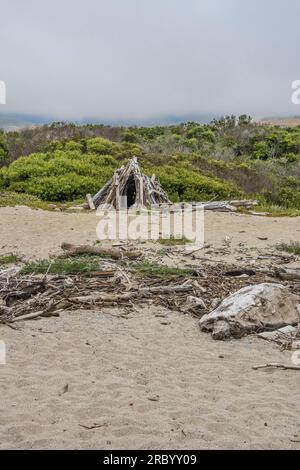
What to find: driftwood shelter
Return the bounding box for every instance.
[87,157,171,210]
[86,156,259,213]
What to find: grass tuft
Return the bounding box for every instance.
[276,241,300,255]
[0,253,19,265]
[133,260,194,278]
[156,235,192,246]
[21,256,102,275]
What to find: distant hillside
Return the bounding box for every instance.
[0,112,217,131]
[260,117,300,128]
[0,113,51,131]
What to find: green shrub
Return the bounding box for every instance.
[86,137,119,154]
[0,132,8,164]
[0,191,49,209]
[279,187,300,209]
[152,165,242,202]
[9,174,103,201]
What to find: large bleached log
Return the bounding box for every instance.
[200,200,258,212]
[151,200,258,212]
[61,243,142,260]
[199,283,300,340]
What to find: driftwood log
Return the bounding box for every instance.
[70,283,195,305]
[276,268,300,281]
[151,200,258,212]
[61,243,142,260]
[201,200,258,212]
[11,309,60,323]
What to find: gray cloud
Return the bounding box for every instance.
[1,0,300,121]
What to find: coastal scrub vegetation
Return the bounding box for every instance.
[0,116,300,209]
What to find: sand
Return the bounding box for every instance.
[0,205,299,261]
[0,206,300,449]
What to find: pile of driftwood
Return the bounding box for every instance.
[0,254,268,326]
[151,200,259,213]
[1,239,299,327]
[0,270,201,325]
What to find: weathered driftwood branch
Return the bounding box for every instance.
[86,194,95,210]
[11,310,60,323]
[151,200,258,212]
[201,200,258,212]
[253,363,300,371]
[61,243,142,260]
[70,283,194,305]
[70,292,135,304]
[138,284,194,294]
[276,268,300,281]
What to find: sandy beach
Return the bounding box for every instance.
[0,205,299,262]
[0,207,300,449]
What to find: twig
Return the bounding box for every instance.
[253,363,300,371]
[78,422,108,430]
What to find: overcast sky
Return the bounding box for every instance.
[1,0,300,122]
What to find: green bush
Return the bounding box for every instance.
[86,137,119,154]
[0,132,8,164]
[0,141,121,201]
[152,165,242,202]
[9,174,102,201]
[279,187,300,209]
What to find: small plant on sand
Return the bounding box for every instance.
[0,253,19,265]
[21,256,102,275]
[157,235,192,246]
[276,241,300,255]
[133,260,194,278]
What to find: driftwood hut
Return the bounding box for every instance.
[87,157,171,210]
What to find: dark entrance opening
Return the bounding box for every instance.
[124,175,136,208]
